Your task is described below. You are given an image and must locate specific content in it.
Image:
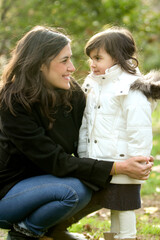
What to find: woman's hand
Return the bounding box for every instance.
[111,156,154,180]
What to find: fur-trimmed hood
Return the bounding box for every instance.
[131,70,160,100]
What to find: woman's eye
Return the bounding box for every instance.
[61,58,69,63]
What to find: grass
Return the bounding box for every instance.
[137,218,160,236]
[0,229,8,240]
[70,216,111,239]
[136,194,160,239]
[141,164,160,195]
[152,102,160,157]
[152,133,160,157]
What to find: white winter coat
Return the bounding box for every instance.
[78,65,153,184]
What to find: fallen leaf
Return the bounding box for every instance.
[144,207,158,214]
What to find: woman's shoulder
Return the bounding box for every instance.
[71,78,85,96]
[71,78,82,89]
[0,97,39,118]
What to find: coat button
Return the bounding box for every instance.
[119,154,125,157]
[94,140,97,143]
[98,105,100,109]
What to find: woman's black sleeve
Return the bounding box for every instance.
[0,103,113,189]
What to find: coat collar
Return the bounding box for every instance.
[115,68,141,96]
[87,64,141,96]
[89,64,122,82]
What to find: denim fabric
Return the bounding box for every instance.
[0,175,92,236]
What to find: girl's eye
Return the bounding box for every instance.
[95,56,101,61]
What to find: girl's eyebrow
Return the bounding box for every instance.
[91,54,101,59]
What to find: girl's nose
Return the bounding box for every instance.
[90,60,96,68]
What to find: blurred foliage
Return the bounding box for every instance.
[0,0,160,80]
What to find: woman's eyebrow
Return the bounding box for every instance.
[60,55,73,61]
[61,56,69,60]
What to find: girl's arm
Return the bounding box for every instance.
[123,90,153,158]
[111,89,153,180]
[77,78,90,158]
[77,111,88,158]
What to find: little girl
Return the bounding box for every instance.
[78,27,154,240]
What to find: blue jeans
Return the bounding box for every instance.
[0,175,92,236]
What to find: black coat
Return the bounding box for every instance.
[0,84,113,199]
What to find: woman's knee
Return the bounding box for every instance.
[69,178,92,206]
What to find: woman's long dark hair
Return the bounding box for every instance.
[0,26,75,128]
[85,26,138,74]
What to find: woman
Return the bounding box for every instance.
[0,26,153,240]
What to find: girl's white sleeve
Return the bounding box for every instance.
[77,111,88,158]
[77,77,92,158]
[122,90,153,157]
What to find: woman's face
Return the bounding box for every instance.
[41,43,75,89]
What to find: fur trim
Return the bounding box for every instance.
[130,70,160,99]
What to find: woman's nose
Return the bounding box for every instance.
[68,61,75,72]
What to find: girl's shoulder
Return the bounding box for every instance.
[115,70,141,97]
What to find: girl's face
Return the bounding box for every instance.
[41,43,75,89]
[89,48,116,75]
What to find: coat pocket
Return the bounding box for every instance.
[92,134,118,159]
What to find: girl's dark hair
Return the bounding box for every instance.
[85,26,138,74]
[0,26,74,128]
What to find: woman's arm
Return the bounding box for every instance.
[0,101,113,188]
[110,156,153,179]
